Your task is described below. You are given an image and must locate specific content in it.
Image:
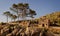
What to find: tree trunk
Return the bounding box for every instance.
[14,19,15,22]
[17,9,19,21]
[11,18,12,22]
[7,16,8,22]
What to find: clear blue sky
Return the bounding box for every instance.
[0,0,60,22]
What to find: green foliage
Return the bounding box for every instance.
[10,3,36,20]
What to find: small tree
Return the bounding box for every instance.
[9,14,17,22]
[11,15,17,22]
[3,11,10,22]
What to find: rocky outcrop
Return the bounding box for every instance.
[0,23,57,36]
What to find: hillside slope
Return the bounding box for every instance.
[46,12,60,25]
[37,12,60,25]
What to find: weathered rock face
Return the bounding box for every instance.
[0,23,58,36]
